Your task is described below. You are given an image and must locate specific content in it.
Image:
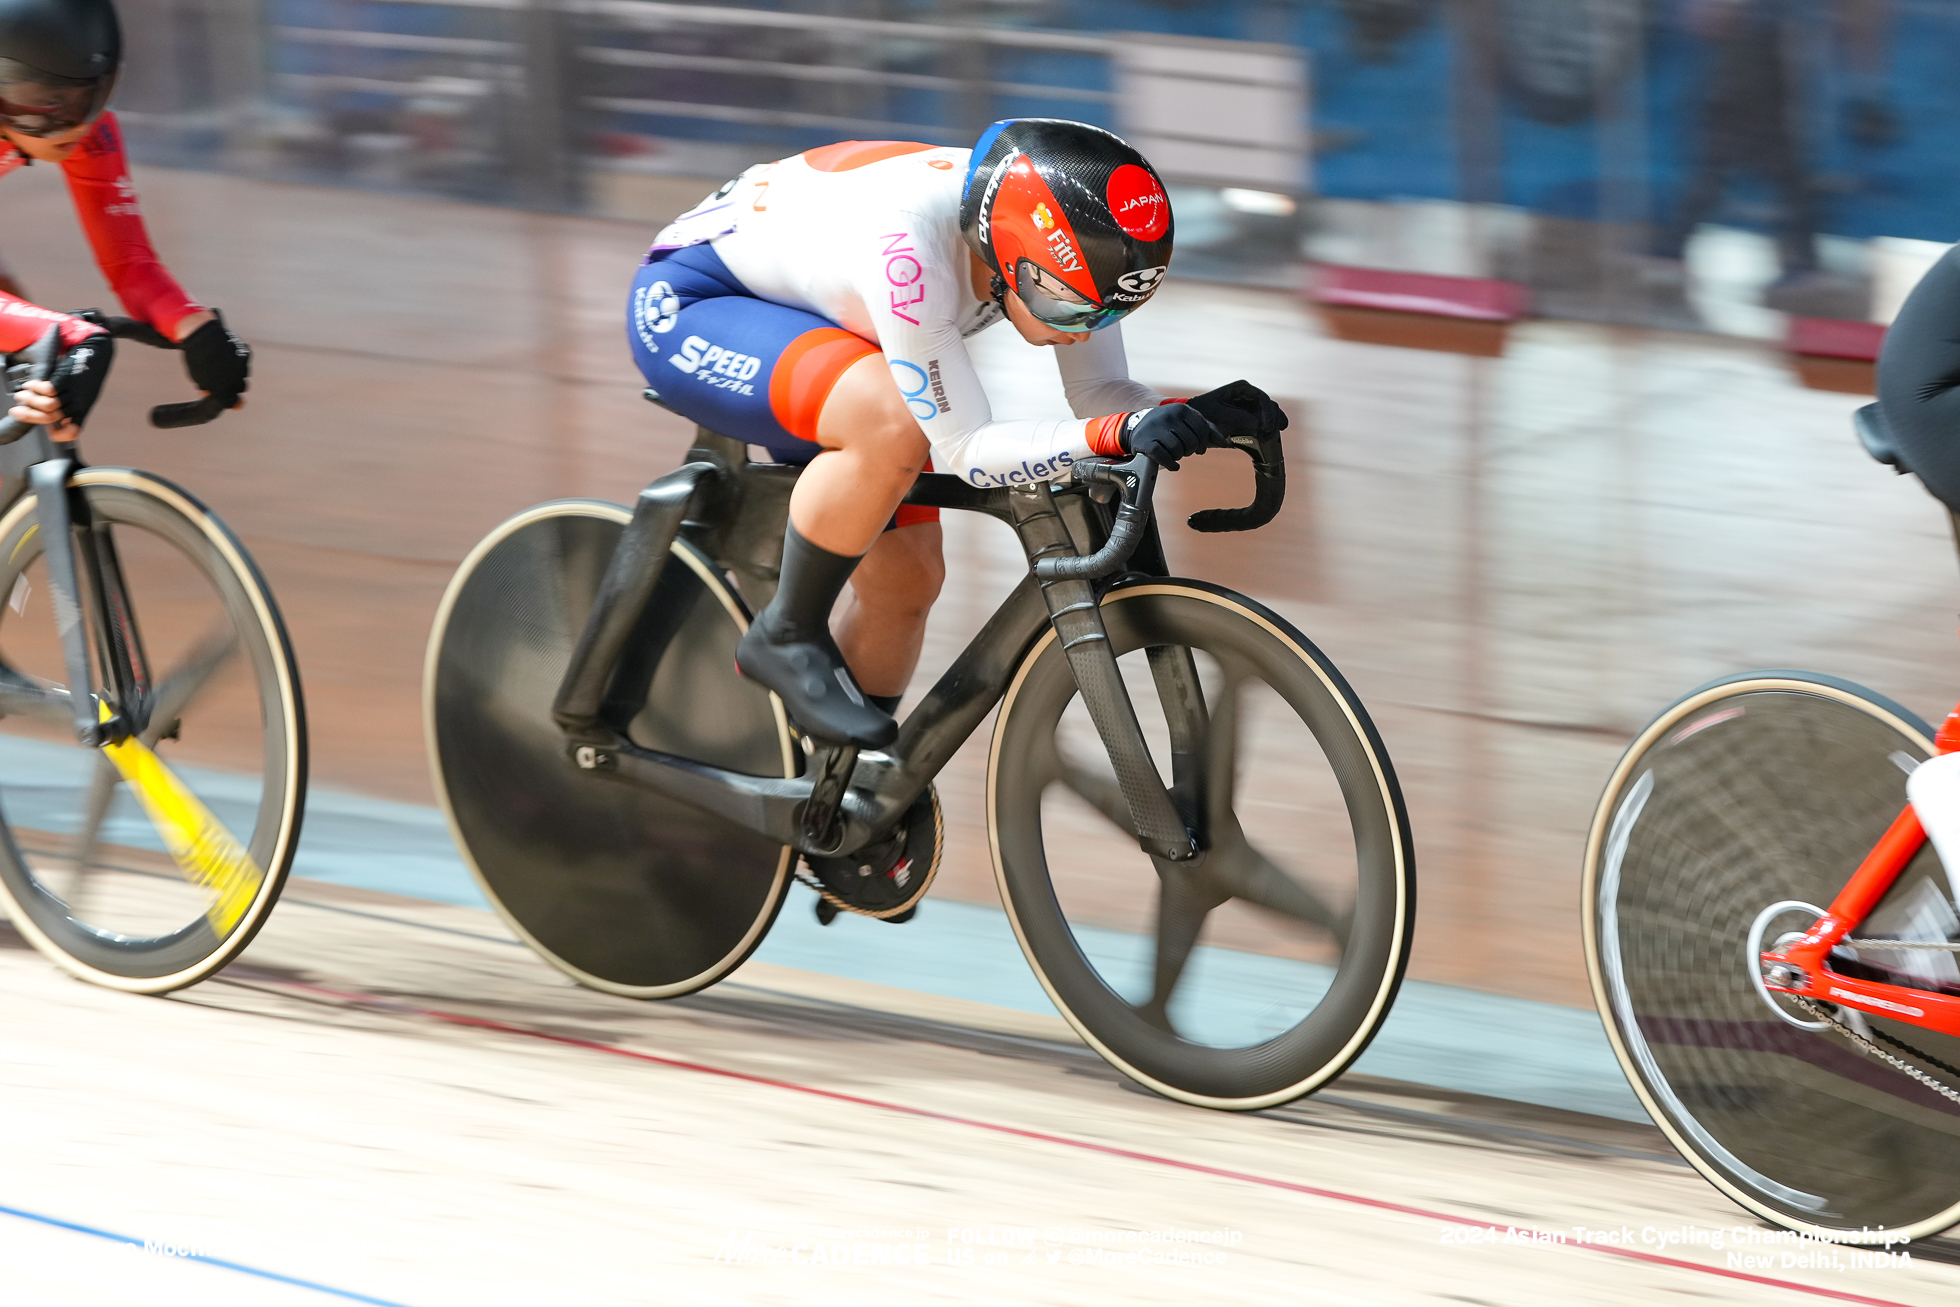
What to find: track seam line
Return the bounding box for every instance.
[249,977,1925,1307]
[0,1201,417,1306]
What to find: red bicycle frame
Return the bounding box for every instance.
[1762,706,1960,1038]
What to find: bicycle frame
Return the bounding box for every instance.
[1761,709,1960,1038]
[549,428,1210,865]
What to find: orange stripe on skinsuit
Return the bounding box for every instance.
[801,141,934,172]
[769,327,881,441]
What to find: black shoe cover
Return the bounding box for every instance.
[737,633,897,747]
[736,524,897,748]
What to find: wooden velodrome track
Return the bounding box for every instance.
[2,161,1959,1302]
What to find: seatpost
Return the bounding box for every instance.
[1008,482,1196,862]
[553,461,718,740]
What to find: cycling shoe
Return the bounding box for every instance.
[735,522,896,748]
[735,627,896,748]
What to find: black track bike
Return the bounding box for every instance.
[426,416,1413,1109]
[0,324,305,992]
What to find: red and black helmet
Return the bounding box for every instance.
[959,118,1173,333]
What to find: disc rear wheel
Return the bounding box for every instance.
[425,501,795,998]
[1584,671,1960,1241]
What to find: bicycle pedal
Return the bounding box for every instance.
[814,896,840,927]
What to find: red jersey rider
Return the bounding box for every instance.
[2,0,249,438]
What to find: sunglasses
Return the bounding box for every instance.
[0,61,113,139]
[1014,258,1133,333]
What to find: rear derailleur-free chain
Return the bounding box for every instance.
[1796,997,1960,1108]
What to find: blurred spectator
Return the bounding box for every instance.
[1648,0,1880,321]
[1839,0,1899,147]
[1341,0,1437,63]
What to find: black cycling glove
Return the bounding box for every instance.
[48,332,114,431]
[1185,379,1287,440]
[1123,402,1221,471]
[179,311,250,407]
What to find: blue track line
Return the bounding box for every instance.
[0,1202,417,1306]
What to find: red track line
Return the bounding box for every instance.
[258,978,1920,1307]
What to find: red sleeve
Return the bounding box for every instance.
[0,295,100,352]
[59,114,203,338]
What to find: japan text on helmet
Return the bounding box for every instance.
[959,118,1173,333]
[0,0,120,139]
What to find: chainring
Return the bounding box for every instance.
[799,783,942,921]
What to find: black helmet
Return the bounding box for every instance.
[0,0,120,139]
[960,118,1173,333]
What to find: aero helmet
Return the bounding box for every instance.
[960,118,1173,332]
[0,0,120,139]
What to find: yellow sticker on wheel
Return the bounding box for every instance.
[97,704,263,935]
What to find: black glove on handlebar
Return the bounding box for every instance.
[179,311,250,407]
[1185,379,1286,441]
[1123,402,1221,471]
[48,331,114,431]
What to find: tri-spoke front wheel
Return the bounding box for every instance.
[989,580,1413,1109]
[0,471,305,991]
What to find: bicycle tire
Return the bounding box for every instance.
[425,500,795,998]
[989,580,1414,1110]
[1583,671,1960,1241]
[0,469,305,992]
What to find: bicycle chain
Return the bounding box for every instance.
[1795,997,1960,1108]
[791,859,879,918]
[1844,939,1960,951]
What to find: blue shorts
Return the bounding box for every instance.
[626,243,938,528]
[627,243,879,467]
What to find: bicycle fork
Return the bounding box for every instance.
[28,458,147,748]
[1009,483,1198,863]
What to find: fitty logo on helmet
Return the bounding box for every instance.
[1110,266,1166,303]
[1106,164,1169,242]
[1031,203,1055,231]
[1044,223,1084,274]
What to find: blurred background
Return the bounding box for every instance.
[112,0,1959,334]
[13,7,1960,1296]
[18,0,1943,1017]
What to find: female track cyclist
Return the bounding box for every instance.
[629,118,1287,747]
[1,0,249,437]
